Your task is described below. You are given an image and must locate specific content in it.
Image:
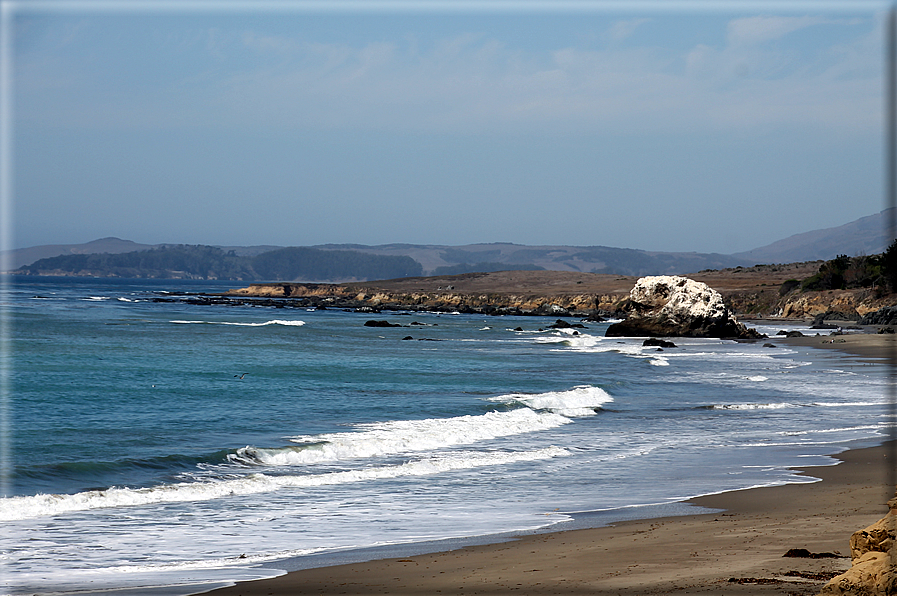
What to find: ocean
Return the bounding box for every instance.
[0,276,891,595]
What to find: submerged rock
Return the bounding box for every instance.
[606,276,764,339]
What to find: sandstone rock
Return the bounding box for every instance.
[605,276,764,339]
[820,497,897,595]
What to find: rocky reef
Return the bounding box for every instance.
[605,276,764,339]
[218,282,613,317]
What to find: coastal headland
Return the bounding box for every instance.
[215,265,895,319]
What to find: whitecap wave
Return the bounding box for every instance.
[0,448,568,521]
[711,402,795,410]
[237,408,571,466]
[488,386,614,417]
[171,320,306,327]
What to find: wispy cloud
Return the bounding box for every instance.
[15,14,882,139]
[726,15,833,46]
[606,18,650,42]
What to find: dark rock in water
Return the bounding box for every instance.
[401,336,413,340]
[514,327,524,332]
[534,304,571,316]
[784,331,805,337]
[859,306,897,326]
[583,313,606,322]
[643,338,677,348]
[878,326,895,334]
[547,319,587,329]
[763,343,777,348]
[605,276,765,340]
[364,320,403,328]
[813,311,859,325]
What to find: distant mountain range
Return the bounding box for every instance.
[5,209,893,281]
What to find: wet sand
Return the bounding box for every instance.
[201,334,896,596]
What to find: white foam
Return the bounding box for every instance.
[0,448,568,521]
[171,320,306,327]
[488,386,614,417]
[711,402,795,410]
[812,401,883,407]
[238,408,572,466]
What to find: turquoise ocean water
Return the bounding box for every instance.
[0,276,892,595]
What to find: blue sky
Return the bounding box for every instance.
[6,1,889,254]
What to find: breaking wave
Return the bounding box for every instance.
[487,386,614,417]
[234,408,572,466]
[0,448,568,521]
[171,320,306,327]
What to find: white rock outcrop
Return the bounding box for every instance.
[606,276,762,339]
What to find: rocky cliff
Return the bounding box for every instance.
[218,268,896,321]
[223,282,610,316]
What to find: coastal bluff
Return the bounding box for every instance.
[221,271,619,316]
[219,266,895,320]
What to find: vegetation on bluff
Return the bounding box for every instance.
[793,240,897,294]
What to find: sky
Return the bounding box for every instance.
[5,1,891,254]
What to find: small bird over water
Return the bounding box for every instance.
[234,373,248,379]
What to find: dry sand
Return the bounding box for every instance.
[201,334,896,596]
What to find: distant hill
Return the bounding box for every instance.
[5,209,893,280]
[3,237,155,270]
[17,245,422,282]
[732,209,893,264]
[312,243,752,276]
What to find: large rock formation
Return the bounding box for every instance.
[821,497,897,595]
[606,276,764,339]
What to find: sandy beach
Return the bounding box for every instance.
[202,332,896,596]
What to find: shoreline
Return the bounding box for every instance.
[197,333,896,596]
[198,440,895,596]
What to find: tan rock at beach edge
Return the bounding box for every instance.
[820,497,897,595]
